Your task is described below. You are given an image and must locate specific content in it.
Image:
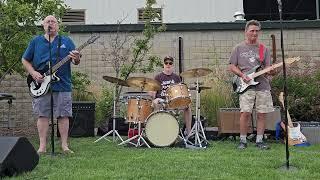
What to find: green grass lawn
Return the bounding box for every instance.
[5,137,320,180]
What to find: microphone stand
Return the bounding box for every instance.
[48,28,55,156]
[277,0,296,171]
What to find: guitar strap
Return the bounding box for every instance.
[57,35,61,61]
[259,43,265,64]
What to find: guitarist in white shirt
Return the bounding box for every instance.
[229,20,277,150]
[21,15,81,155]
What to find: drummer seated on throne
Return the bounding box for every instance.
[148,56,192,135]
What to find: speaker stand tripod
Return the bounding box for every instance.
[95,85,123,143]
[185,77,208,148]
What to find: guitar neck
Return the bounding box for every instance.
[286,110,294,128]
[45,42,89,75]
[279,92,294,128]
[252,62,283,78]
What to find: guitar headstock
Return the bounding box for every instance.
[285,57,300,64]
[86,34,100,45]
[278,92,284,107]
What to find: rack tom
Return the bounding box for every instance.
[166,83,191,109]
[124,92,153,123]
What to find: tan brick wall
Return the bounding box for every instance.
[1,28,319,136]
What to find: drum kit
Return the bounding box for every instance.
[95,67,213,148]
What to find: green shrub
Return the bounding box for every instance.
[71,71,114,126]
[95,87,114,127]
[271,59,320,122]
[71,71,94,101]
[200,56,238,126]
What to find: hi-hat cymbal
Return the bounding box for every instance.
[180,68,213,78]
[127,77,161,91]
[189,86,212,91]
[102,76,129,87]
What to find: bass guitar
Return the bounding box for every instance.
[232,57,300,94]
[27,35,100,97]
[278,92,307,145]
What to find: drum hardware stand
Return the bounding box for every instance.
[185,77,208,148]
[95,84,124,143]
[118,87,151,148]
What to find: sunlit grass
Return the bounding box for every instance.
[6,137,320,180]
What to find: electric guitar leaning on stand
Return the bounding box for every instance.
[232,57,300,94]
[278,92,307,146]
[27,35,100,97]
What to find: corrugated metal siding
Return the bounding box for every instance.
[63,0,243,24]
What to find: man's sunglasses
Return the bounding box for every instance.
[164,62,173,65]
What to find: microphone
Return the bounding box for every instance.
[48,26,51,32]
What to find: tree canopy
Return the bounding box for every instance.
[0,0,67,77]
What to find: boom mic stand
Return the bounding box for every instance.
[48,27,55,156]
[276,0,297,171]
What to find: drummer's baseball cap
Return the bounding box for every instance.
[164,56,174,62]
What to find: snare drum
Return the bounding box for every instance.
[166,83,191,109]
[145,111,179,147]
[125,93,153,123]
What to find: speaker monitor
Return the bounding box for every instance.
[0,137,39,177]
[58,102,95,137]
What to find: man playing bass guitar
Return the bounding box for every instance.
[22,15,81,154]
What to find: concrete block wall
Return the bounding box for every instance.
[1,27,319,136]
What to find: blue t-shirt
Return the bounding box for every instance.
[22,35,75,92]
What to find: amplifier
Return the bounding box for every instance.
[218,107,281,134]
[218,108,253,134]
[299,122,320,144]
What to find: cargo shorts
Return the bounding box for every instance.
[239,90,274,113]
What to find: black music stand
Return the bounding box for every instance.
[0,93,15,135]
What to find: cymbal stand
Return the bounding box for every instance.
[95,84,123,143]
[118,85,150,148]
[185,77,208,147]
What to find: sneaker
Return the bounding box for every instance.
[255,142,270,150]
[237,141,247,150]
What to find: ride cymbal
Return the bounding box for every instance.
[102,76,129,86]
[127,77,161,91]
[180,68,212,78]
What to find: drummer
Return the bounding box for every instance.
[149,56,192,135]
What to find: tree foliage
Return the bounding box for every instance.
[0,0,67,77]
[120,0,166,79]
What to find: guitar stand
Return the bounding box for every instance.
[185,77,208,148]
[95,85,123,143]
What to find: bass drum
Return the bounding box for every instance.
[145,111,179,147]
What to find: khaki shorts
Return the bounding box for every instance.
[239,90,274,113]
[32,92,72,119]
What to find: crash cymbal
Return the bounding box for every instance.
[127,77,161,91]
[189,86,212,91]
[180,68,212,78]
[102,76,129,87]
